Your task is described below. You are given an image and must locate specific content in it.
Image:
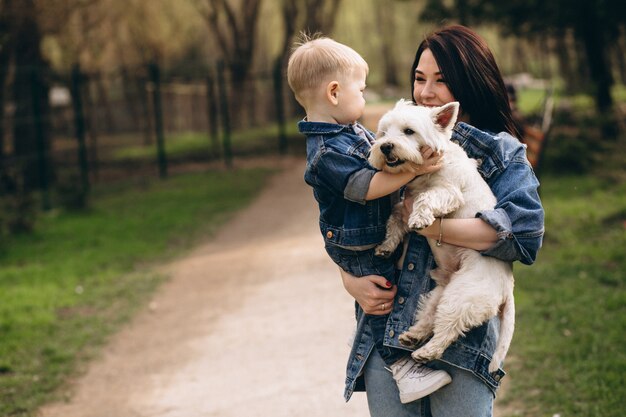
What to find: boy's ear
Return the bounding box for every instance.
[326,81,340,105]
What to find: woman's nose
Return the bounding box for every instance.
[420,82,435,98]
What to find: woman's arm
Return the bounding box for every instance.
[437,123,544,264]
[416,217,497,251]
[401,144,543,261]
[339,268,397,315]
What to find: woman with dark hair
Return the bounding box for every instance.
[338,25,544,416]
[411,25,521,137]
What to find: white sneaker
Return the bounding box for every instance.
[389,357,452,404]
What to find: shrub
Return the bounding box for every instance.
[0,170,38,235]
[54,171,89,211]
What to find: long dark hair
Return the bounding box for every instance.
[411,25,520,137]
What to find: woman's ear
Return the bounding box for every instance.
[326,81,340,105]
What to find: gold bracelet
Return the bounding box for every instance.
[436,217,444,247]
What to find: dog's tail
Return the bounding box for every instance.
[489,289,515,373]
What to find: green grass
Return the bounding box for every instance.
[113,122,301,161]
[0,167,274,416]
[503,173,626,416]
[516,88,549,115]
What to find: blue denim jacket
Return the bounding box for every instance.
[299,121,392,248]
[343,122,545,401]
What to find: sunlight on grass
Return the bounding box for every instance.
[0,168,274,416]
[507,174,626,417]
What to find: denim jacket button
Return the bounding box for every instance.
[356,354,364,361]
[398,297,405,305]
[407,263,415,271]
[389,330,395,338]
[326,230,333,239]
[494,373,502,382]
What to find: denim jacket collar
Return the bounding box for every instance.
[298,119,358,136]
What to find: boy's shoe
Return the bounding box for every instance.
[389,357,452,404]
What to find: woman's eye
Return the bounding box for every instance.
[415,76,425,82]
[437,78,447,84]
[403,128,415,135]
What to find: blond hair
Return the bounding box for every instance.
[287,35,368,100]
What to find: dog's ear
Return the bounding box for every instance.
[433,102,460,132]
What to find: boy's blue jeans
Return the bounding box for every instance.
[326,245,408,367]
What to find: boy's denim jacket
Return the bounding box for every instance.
[299,121,391,249]
[342,122,545,401]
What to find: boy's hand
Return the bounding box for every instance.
[407,146,443,176]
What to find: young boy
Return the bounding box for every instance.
[287,36,451,403]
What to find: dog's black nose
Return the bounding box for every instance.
[380,143,394,155]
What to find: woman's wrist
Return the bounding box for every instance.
[417,218,498,251]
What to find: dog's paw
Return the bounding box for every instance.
[408,212,435,230]
[403,326,432,343]
[375,245,393,258]
[411,344,444,363]
[398,332,420,348]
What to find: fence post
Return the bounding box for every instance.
[206,74,220,158]
[273,58,288,155]
[149,61,168,178]
[216,60,233,168]
[83,74,99,182]
[30,67,51,210]
[71,63,90,193]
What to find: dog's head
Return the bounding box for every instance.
[368,99,459,173]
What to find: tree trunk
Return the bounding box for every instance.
[0,10,11,161]
[614,25,626,85]
[376,0,399,87]
[575,7,614,112]
[554,30,578,93]
[12,0,53,190]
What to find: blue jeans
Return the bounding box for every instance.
[363,349,494,417]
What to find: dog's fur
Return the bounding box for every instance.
[369,99,514,373]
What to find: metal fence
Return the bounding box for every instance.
[0,60,302,209]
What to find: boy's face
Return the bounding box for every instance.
[333,67,367,125]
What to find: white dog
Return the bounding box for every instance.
[369,99,514,373]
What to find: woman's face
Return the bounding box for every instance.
[413,48,456,107]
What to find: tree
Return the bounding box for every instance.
[371,0,401,87]
[419,0,626,117]
[196,0,262,124]
[4,0,53,190]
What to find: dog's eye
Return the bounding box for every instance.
[403,128,415,135]
[378,131,385,137]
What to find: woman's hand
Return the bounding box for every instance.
[339,268,397,315]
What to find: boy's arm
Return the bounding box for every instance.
[365,171,417,200]
[364,151,444,200]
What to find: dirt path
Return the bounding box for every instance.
[38,122,513,416]
[39,158,370,417]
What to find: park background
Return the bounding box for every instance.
[0,0,625,416]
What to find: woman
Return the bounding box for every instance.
[339,25,544,416]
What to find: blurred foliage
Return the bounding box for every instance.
[0,168,38,236]
[53,171,89,211]
[419,0,626,115]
